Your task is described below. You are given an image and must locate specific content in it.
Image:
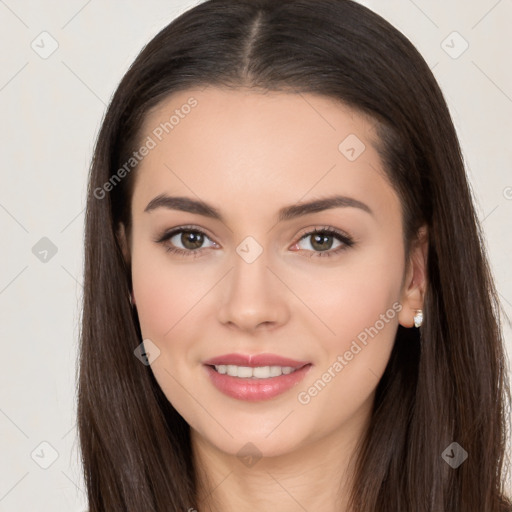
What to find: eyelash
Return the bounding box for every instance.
[155,225,355,259]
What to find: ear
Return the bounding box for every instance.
[116,222,131,267]
[398,225,428,328]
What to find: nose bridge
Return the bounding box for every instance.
[233,242,270,294]
[217,235,287,329]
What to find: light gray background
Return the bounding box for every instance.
[0,1,511,510]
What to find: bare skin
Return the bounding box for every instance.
[118,86,427,512]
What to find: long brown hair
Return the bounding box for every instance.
[78,0,512,510]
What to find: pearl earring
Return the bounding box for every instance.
[413,309,423,328]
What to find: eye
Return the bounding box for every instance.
[155,225,355,259]
[293,227,355,258]
[155,225,217,258]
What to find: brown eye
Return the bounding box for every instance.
[155,226,217,257]
[294,227,355,258]
[178,230,205,250]
[309,232,335,251]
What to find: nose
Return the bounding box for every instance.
[216,248,290,333]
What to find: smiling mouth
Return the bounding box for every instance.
[203,362,313,401]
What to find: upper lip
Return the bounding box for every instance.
[203,353,310,369]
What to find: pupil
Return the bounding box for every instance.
[312,233,333,251]
[182,231,203,250]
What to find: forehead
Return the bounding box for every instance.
[132,86,397,222]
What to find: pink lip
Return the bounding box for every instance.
[202,353,313,402]
[203,353,309,369]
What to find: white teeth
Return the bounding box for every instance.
[214,365,298,379]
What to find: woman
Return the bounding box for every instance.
[78,0,512,510]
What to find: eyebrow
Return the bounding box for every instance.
[144,194,373,222]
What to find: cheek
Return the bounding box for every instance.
[294,244,405,352]
[130,242,190,340]
[293,250,404,429]
[130,241,221,364]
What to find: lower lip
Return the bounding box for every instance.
[203,364,313,402]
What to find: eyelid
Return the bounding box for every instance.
[155,224,355,257]
[293,226,355,258]
[155,224,352,243]
[296,225,352,241]
[154,224,215,244]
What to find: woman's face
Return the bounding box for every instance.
[119,86,426,458]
